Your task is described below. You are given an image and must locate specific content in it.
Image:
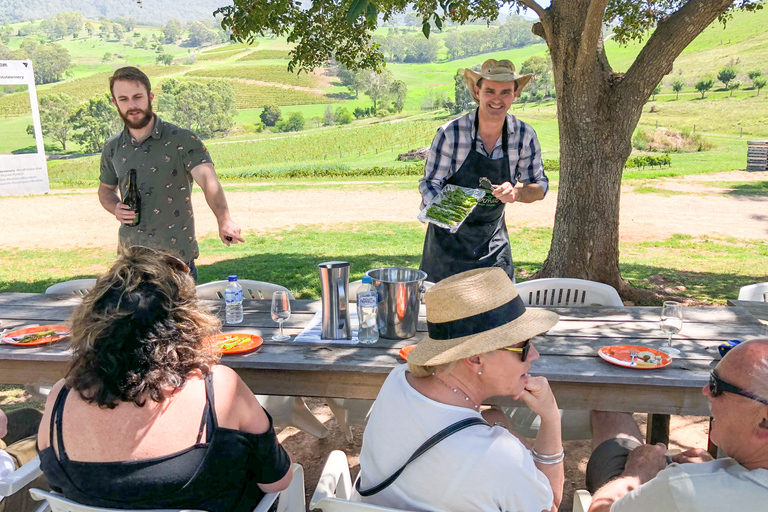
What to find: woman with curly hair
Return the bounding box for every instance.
[36,246,292,512]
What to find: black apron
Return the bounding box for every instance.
[420,112,513,283]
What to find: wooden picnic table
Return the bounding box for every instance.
[1,292,766,442]
[727,299,768,327]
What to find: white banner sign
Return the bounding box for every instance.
[0,60,49,197]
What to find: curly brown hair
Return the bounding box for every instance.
[66,245,220,409]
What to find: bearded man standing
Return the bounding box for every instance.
[98,67,243,281]
[419,59,549,283]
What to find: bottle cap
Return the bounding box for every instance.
[362,276,372,284]
[228,275,238,281]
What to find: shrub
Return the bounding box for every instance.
[334,106,353,125]
[260,104,282,126]
[218,164,424,181]
[632,128,712,153]
[277,111,305,132]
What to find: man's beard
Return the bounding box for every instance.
[118,104,153,130]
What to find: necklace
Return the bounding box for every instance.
[432,373,479,411]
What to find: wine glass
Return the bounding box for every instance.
[659,301,683,356]
[271,291,291,341]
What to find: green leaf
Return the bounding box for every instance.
[346,0,368,26]
[434,15,443,31]
[365,2,378,24]
[422,21,430,38]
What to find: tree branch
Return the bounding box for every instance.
[619,0,734,102]
[519,0,551,43]
[575,0,609,72]
[519,0,547,20]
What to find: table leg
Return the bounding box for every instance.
[646,413,670,445]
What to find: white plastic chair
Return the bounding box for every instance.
[516,278,624,307]
[310,451,411,512]
[738,282,768,302]
[44,279,97,296]
[572,489,592,512]
[196,280,295,300]
[0,456,49,512]
[29,463,305,512]
[506,278,624,440]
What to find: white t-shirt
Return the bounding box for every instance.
[0,448,15,478]
[357,365,554,512]
[612,458,768,512]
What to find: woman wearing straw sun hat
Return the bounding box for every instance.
[357,268,564,512]
[419,59,550,284]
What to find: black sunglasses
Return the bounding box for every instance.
[709,371,768,406]
[499,339,531,362]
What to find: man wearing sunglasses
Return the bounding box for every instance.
[584,338,768,512]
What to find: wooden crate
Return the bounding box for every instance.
[747,141,768,171]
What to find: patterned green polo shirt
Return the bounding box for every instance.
[99,115,212,262]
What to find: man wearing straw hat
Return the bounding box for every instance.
[419,59,550,283]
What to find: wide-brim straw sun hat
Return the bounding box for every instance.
[408,267,558,376]
[464,59,534,103]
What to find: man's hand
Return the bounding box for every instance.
[114,202,136,224]
[514,375,559,421]
[491,182,519,203]
[671,448,714,464]
[219,218,244,246]
[622,443,667,485]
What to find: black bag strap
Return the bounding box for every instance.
[355,417,490,497]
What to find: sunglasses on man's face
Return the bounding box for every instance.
[498,339,531,362]
[709,371,768,406]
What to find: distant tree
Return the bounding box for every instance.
[748,69,764,88]
[444,30,460,60]
[163,19,183,44]
[334,106,352,124]
[102,52,113,62]
[454,69,473,112]
[115,17,136,32]
[727,80,740,97]
[323,105,334,126]
[717,66,737,88]
[651,83,662,101]
[85,22,94,38]
[112,24,125,41]
[336,65,366,98]
[259,104,282,127]
[16,40,73,84]
[38,93,75,151]
[389,80,408,113]
[364,69,393,111]
[71,94,122,153]
[278,111,305,132]
[161,80,236,138]
[156,54,173,65]
[695,77,714,99]
[41,18,68,41]
[187,22,217,47]
[671,78,685,100]
[99,22,111,39]
[520,55,550,77]
[753,76,767,96]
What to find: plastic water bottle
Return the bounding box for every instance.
[224,275,243,324]
[356,276,379,344]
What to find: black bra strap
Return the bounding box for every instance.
[355,417,489,497]
[202,372,217,437]
[51,386,71,462]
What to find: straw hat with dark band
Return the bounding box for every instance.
[408,268,558,376]
[464,59,534,103]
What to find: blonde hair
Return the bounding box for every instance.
[66,245,220,408]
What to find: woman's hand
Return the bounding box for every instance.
[671,448,714,464]
[514,375,559,421]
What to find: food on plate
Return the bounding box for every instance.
[13,329,59,343]
[220,335,252,351]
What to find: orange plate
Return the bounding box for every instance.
[399,344,416,361]
[206,333,263,355]
[2,325,70,346]
[598,345,672,369]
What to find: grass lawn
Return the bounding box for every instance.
[1,222,765,305]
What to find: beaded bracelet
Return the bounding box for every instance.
[531,447,565,464]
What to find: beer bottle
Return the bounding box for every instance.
[123,168,141,227]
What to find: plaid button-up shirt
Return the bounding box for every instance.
[418,110,549,208]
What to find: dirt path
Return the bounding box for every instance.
[1,171,766,250]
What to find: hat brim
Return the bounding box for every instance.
[464,68,534,103]
[407,307,559,367]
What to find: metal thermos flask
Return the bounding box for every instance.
[318,261,352,340]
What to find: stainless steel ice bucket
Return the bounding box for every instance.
[366,267,428,340]
[319,261,352,340]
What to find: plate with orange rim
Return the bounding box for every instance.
[399,344,416,361]
[598,345,672,369]
[205,333,263,355]
[1,325,70,346]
